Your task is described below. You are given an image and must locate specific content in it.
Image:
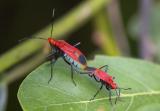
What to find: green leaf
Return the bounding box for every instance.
[18,55,160,111]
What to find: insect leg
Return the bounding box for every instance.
[46,52,56,60]
[99,65,109,72]
[48,59,57,84]
[115,89,119,104]
[93,75,101,82]
[50,9,55,37]
[71,65,77,86]
[46,47,57,61]
[62,57,77,86]
[47,47,59,84]
[118,88,122,102]
[79,69,95,77]
[90,83,103,101]
[108,89,113,106]
[119,88,121,97]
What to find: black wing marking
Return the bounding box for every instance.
[78,55,87,65]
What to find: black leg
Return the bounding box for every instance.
[115,89,119,104]
[47,51,56,59]
[80,72,100,83]
[71,65,77,86]
[62,58,77,86]
[79,71,92,74]
[93,75,101,82]
[78,71,94,78]
[118,88,123,102]
[79,71,94,77]
[48,59,56,84]
[108,89,113,106]
[90,83,103,101]
[99,65,109,72]
[118,88,121,97]
[46,47,57,61]
[78,71,93,78]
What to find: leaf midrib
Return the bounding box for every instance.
[33,91,160,108]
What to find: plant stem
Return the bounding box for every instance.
[139,0,155,60]
[107,0,130,56]
[0,52,47,85]
[0,40,43,74]
[93,9,120,55]
[0,0,109,75]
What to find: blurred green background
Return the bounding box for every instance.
[0,0,160,110]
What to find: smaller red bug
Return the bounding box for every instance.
[84,65,131,105]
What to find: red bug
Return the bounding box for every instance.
[46,10,89,85]
[47,38,88,85]
[19,9,88,85]
[47,9,88,85]
[84,65,131,105]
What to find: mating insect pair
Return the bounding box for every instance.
[20,9,130,105]
[34,37,130,105]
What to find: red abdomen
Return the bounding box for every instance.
[56,40,87,67]
[95,69,117,89]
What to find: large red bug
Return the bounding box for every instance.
[20,9,88,85]
[46,38,88,85]
[44,9,88,84]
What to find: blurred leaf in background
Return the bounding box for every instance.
[128,2,160,62]
[0,84,7,111]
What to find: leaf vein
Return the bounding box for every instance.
[34,91,160,109]
[125,96,134,111]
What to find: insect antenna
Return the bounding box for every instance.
[114,87,131,104]
[50,9,55,37]
[48,8,56,84]
[18,37,47,42]
[19,9,55,43]
[119,87,131,90]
